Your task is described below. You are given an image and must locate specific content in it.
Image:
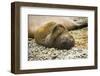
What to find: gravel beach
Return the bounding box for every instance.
[28,27,88,61]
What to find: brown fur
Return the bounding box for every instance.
[28,18,87,49]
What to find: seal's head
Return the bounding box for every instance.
[54,31,75,49]
[45,23,75,50]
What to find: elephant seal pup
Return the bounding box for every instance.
[29,17,87,49]
[33,21,75,50]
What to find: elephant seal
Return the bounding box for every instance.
[29,17,87,49]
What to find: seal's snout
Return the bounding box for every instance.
[54,33,75,50]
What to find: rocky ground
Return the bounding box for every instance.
[28,27,88,61]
